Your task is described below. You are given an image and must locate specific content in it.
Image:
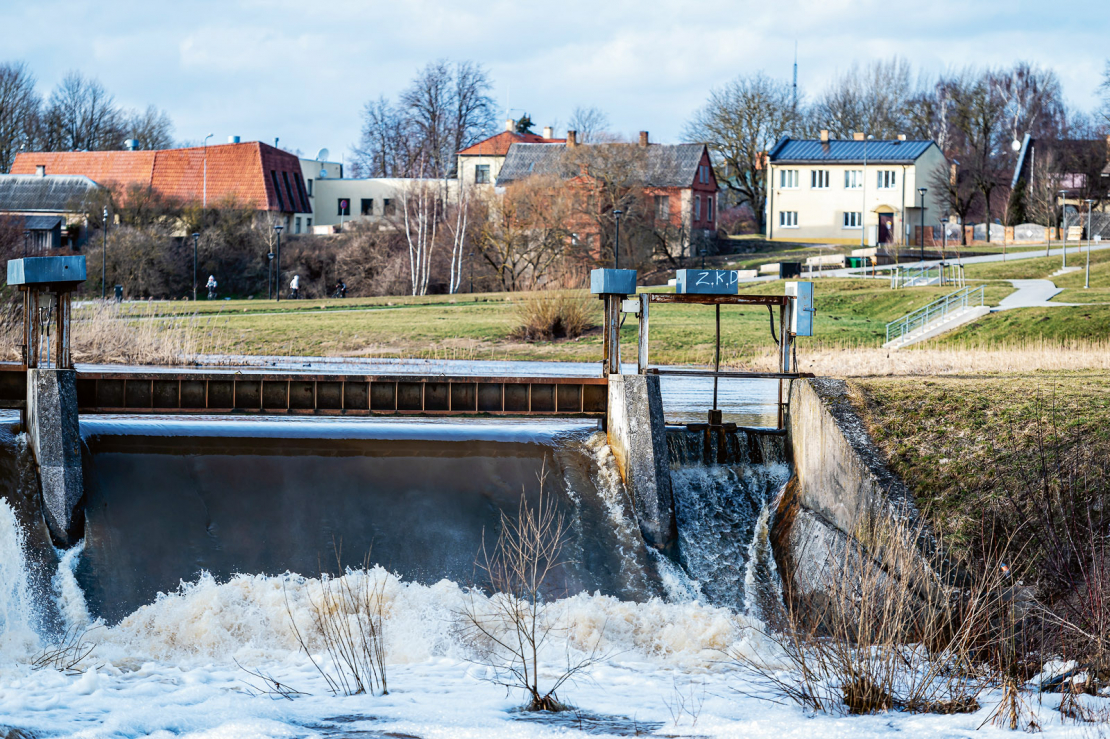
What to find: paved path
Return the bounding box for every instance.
[994,279,1063,311]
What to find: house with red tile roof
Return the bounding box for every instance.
[10,141,311,227]
[456,121,564,188]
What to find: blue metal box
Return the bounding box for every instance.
[7,256,87,286]
[590,268,638,295]
[675,269,738,294]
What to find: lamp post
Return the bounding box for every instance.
[102,206,109,299]
[267,252,274,299]
[940,213,949,261]
[468,251,475,294]
[203,133,214,208]
[274,224,283,302]
[1085,198,1094,289]
[612,209,623,269]
[192,233,199,301]
[861,135,873,252]
[1059,190,1068,269]
[917,187,927,262]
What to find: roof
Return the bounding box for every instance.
[496,142,708,188]
[768,137,936,164]
[457,130,566,157]
[0,174,102,213]
[10,142,310,213]
[23,215,63,230]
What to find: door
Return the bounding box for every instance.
[878,213,894,244]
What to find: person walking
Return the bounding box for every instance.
[206,275,218,300]
[289,274,300,299]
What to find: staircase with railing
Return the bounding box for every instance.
[884,285,987,348]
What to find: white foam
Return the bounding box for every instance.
[0,498,38,661]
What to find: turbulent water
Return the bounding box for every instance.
[0,408,801,737]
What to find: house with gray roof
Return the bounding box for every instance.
[0,173,103,249]
[492,131,719,258]
[766,131,946,246]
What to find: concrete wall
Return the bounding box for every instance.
[773,378,959,603]
[26,368,84,545]
[607,374,677,553]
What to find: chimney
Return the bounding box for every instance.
[567,130,578,148]
[542,126,553,139]
[897,134,907,141]
[949,162,958,186]
[639,131,649,147]
[505,119,515,132]
[228,135,241,144]
[820,129,829,143]
[852,132,865,141]
[124,139,140,151]
[35,165,45,177]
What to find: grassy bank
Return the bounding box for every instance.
[77,279,1014,364]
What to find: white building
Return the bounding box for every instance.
[765,132,947,246]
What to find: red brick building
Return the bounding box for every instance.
[10,141,311,224]
[492,131,719,258]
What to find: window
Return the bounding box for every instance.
[779,169,799,188]
[338,198,350,217]
[294,217,301,234]
[475,164,490,184]
[383,198,395,216]
[876,170,896,189]
[361,198,374,216]
[843,211,862,228]
[270,171,285,211]
[811,169,830,189]
[694,195,701,220]
[699,164,712,184]
[844,170,863,189]
[779,211,798,228]
[281,171,296,211]
[295,173,310,208]
[306,218,312,230]
[706,195,714,221]
[307,179,314,197]
[654,195,670,220]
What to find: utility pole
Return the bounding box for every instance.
[613,209,623,270]
[274,224,283,302]
[918,187,928,262]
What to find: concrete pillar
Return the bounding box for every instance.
[606,374,677,553]
[27,368,84,544]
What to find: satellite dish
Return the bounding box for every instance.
[319,168,328,179]
[316,148,329,162]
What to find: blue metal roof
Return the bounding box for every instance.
[768,137,935,163]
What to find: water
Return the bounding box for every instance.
[0,363,799,737]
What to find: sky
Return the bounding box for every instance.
[2,0,1107,160]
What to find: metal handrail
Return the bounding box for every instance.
[885,285,984,344]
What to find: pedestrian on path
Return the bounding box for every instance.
[289,274,300,299]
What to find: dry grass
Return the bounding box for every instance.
[0,299,231,366]
[510,292,597,342]
[722,339,1110,377]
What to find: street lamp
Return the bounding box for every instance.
[1085,198,1094,289]
[917,187,928,262]
[192,233,199,301]
[940,213,949,262]
[1059,190,1068,269]
[203,133,214,208]
[861,135,873,252]
[102,206,109,299]
[273,224,284,302]
[267,251,274,299]
[699,247,708,268]
[612,209,623,269]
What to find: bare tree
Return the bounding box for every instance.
[949,70,1009,240]
[461,473,603,712]
[567,106,612,144]
[122,105,175,150]
[476,177,571,291]
[397,175,440,296]
[684,72,795,234]
[996,62,1066,146]
[351,96,419,178]
[0,62,41,172]
[444,181,474,294]
[930,162,977,244]
[40,71,125,152]
[811,57,914,139]
[1101,60,1110,126]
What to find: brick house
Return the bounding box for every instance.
[10,141,311,229]
[492,131,718,259]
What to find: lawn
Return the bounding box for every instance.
[850,372,1110,556]
[937,303,1110,345]
[962,245,1110,284]
[109,278,1013,364]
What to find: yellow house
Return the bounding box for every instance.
[765,132,947,246]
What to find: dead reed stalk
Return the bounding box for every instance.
[510,292,597,342]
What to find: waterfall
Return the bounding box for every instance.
[0,498,39,660]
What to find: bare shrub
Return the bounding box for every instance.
[70,302,229,365]
[286,554,389,697]
[30,626,98,674]
[734,519,1005,716]
[235,659,307,700]
[510,292,597,342]
[461,472,603,711]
